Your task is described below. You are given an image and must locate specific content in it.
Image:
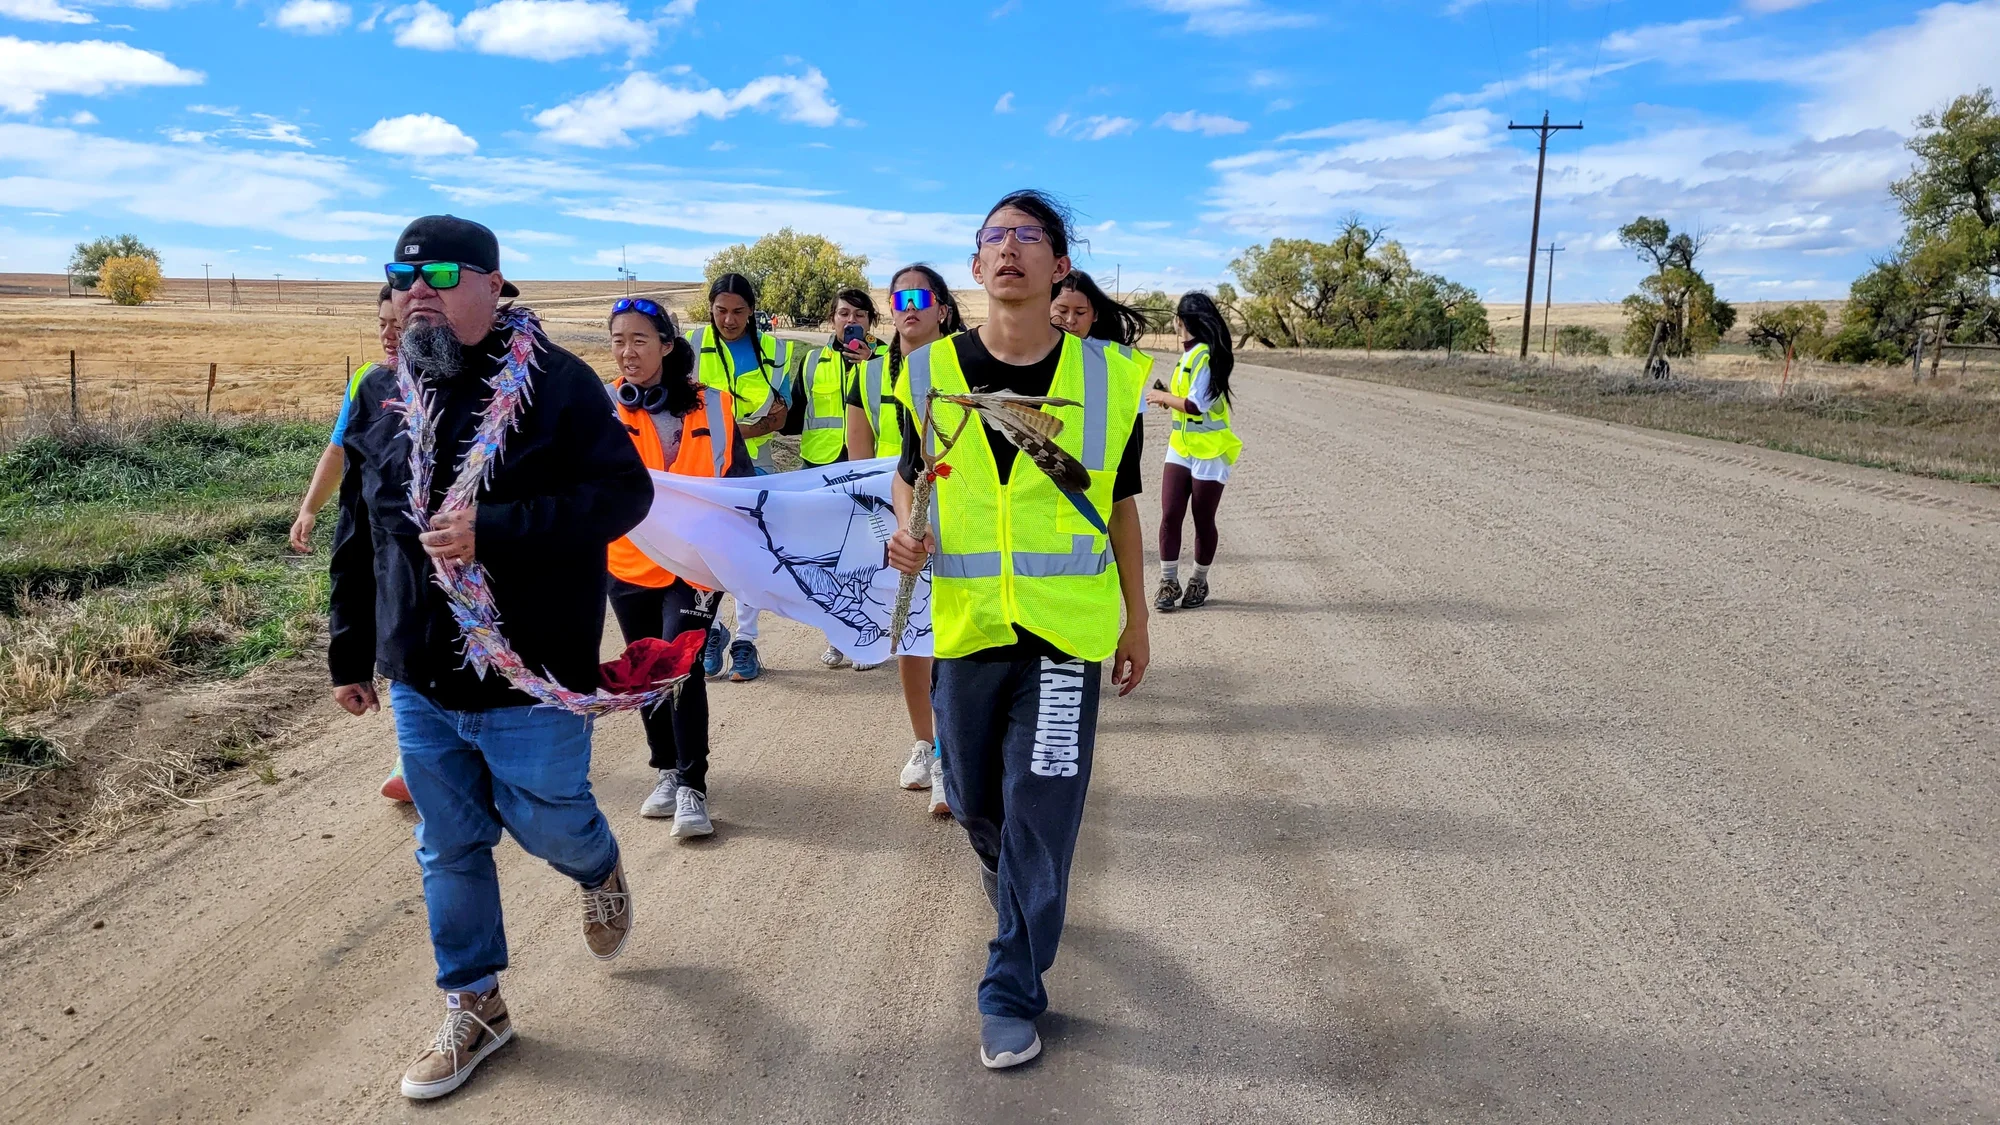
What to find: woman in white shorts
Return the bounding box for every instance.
[1144,291,1240,611]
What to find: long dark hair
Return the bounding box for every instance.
[1054,270,1146,346]
[609,301,700,415]
[1176,291,1234,405]
[708,272,767,372]
[835,287,876,324]
[886,263,965,389]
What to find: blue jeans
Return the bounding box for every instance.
[390,682,621,991]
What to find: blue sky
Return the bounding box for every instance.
[1,0,1996,305]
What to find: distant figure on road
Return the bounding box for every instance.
[1146,292,1241,612]
[327,215,651,1102]
[887,190,1152,1070]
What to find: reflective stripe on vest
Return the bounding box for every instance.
[700,387,730,477]
[894,333,1148,660]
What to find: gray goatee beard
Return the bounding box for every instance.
[401,318,461,382]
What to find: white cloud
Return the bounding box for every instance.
[65,109,95,125]
[0,36,203,114]
[587,242,718,269]
[272,0,351,33]
[355,112,476,155]
[300,252,367,263]
[459,0,649,60]
[533,68,839,147]
[387,0,651,60]
[994,91,1014,114]
[1156,110,1250,136]
[1784,0,2000,138]
[0,0,94,24]
[0,122,396,242]
[500,228,571,244]
[1140,0,1315,35]
[1046,112,1136,141]
[386,1,458,48]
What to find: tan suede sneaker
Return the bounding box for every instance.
[400,987,513,1100]
[582,860,633,960]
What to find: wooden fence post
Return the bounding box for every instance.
[69,350,78,421]
[205,363,218,413]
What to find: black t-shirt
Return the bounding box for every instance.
[894,329,1143,663]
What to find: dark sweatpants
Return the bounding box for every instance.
[932,652,1100,1020]
[606,576,718,793]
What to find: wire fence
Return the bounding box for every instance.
[0,352,355,435]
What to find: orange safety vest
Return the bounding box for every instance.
[607,382,739,589]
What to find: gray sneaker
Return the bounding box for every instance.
[1181,575,1209,609]
[671,786,714,838]
[639,768,680,818]
[979,1014,1041,1069]
[1154,577,1182,613]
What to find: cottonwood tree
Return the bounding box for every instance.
[1834,88,2000,370]
[69,234,159,292]
[1226,216,1488,351]
[99,256,164,306]
[1617,216,1735,357]
[704,228,869,326]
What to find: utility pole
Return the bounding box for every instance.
[1114,264,1121,302]
[1509,111,1582,359]
[202,263,213,309]
[273,273,282,307]
[1539,243,1564,353]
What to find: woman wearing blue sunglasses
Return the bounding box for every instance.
[845,264,964,815]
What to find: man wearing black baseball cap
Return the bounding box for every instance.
[329,214,653,1100]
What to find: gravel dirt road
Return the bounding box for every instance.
[4,361,1997,1123]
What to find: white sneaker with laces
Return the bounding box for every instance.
[671,786,714,838]
[928,753,951,817]
[639,768,680,818]
[899,740,933,790]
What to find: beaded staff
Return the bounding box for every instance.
[387,305,681,716]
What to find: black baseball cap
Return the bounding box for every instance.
[393,215,520,298]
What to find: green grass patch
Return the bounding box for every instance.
[0,414,328,613]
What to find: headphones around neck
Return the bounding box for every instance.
[617,379,670,413]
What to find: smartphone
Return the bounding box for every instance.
[842,324,867,349]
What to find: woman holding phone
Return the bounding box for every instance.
[1143,291,1240,611]
[802,288,886,670]
[847,264,964,815]
[603,297,753,837]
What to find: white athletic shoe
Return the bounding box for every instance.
[639,768,680,818]
[899,740,933,790]
[820,644,848,669]
[671,786,714,838]
[928,754,951,817]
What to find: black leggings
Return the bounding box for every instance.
[606,576,718,792]
[1159,462,1224,566]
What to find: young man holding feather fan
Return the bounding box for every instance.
[887,189,1152,1070]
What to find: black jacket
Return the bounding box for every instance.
[329,322,651,710]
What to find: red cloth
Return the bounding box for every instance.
[599,630,704,694]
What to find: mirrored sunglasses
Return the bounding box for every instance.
[892,289,936,312]
[384,261,493,291]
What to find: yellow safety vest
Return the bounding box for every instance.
[856,350,904,460]
[687,326,785,469]
[798,345,856,465]
[347,361,374,398]
[893,332,1149,662]
[1166,343,1241,464]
